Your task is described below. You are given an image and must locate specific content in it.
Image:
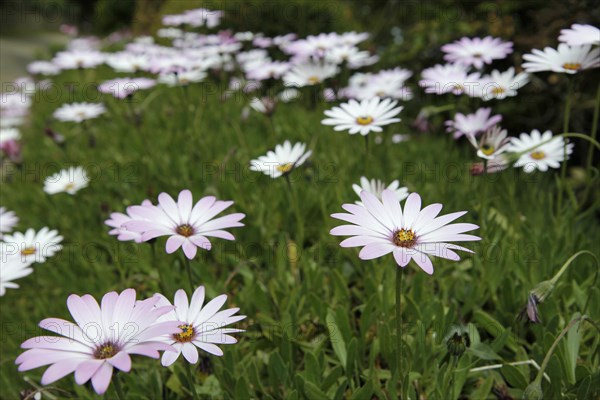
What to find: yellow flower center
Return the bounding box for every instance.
[480,144,495,156]
[65,182,75,191]
[562,63,581,71]
[21,247,36,256]
[76,111,87,119]
[307,76,320,84]
[277,163,294,173]
[491,87,505,95]
[530,151,546,160]
[176,224,195,237]
[393,229,416,248]
[356,116,374,126]
[173,324,195,343]
[452,83,465,92]
[94,342,119,359]
[472,52,482,58]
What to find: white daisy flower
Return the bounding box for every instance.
[250,141,312,178]
[0,255,34,296]
[52,50,105,69]
[352,177,409,206]
[324,45,379,68]
[27,61,61,76]
[419,64,481,96]
[477,67,530,100]
[441,36,513,69]
[105,52,150,73]
[507,129,574,173]
[249,97,276,115]
[157,27,184,38]
[559,24,600,46]
[158,69,207,86]
[522,44,600,74]
[155,286,246,364]
[465,126,511,160]
[1,227,63,264]
[53,102,106,123]
[43,166,89,195]
[283,62,339,87]
[0,207,19,239]
[321,97,402,136]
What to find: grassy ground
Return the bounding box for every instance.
[1,34,600,400]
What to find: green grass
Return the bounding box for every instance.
[1,60,599,399]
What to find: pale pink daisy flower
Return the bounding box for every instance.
[442,36,513,69]
[0,255,34,296]
[330,191,480,274]
[105,200,153,243]
[155,286,246,365]
[419,64,481,96]
[52,50,105,69]
[445,108,502,139]
[15,289,181,395]
[522,44,600,74]
[559,24,600,46]
[98,77,156,99]
[123,190,245,259]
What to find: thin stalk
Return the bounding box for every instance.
[185,363,200,400]
[396,267,404,393]
[364,134,370,175]
[284,174,304,244]
[586,83,600,169]
[557,79,573,213]
[113,374,126,400]
[184,257,195,293]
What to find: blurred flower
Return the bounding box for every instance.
[123,190,245,260]
[330,191,480,274]
[522,44,599,74]
[441,36,513,69]
[44,127,66,145]
[157,27,184,39]
[322,97,402,136]
[1,227,63,264]
[507,129,574,173]
[283,62,338,87]
[43,166,89,195]
[419,64,481,96]
[469,157,510,175]
[15,289,181,395]
[445,108,502,139]
[0,207,18,239]
[0,127,20,145]
[52,50,105,69]
[466,126,511,160]
[392,134,410,143]
[477,67,529,100]
[324,45,379,68]
[98,78,156,99]
[250,140,312,178]
[27,61,61,76]
[105,52,150,73]
[155,286,245,365]
[352,177,409,206]
[249,97,276,116]
[53,103,106,123]
[341,68,413,100]
[105,200,152,243]
[246,61,291,81]
[559,24,600,46]
[158,69,206,86]
[0,255,33,296]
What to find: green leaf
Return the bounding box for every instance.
[467,343,502,361]
[351,380,373,400]
[346,337,358,374]
[501,364,528,389]
[303,381,329,400]
[327,310,347,367]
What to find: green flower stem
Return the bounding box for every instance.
[113,373,126,400]
[186,362,200,400]
[532,315,583,388]
[184,257,195,293]
[395,266,404,392]
[586,83,600,167]
[285,175,304,245]
[557,80,573,212]
[364,134,370,175]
